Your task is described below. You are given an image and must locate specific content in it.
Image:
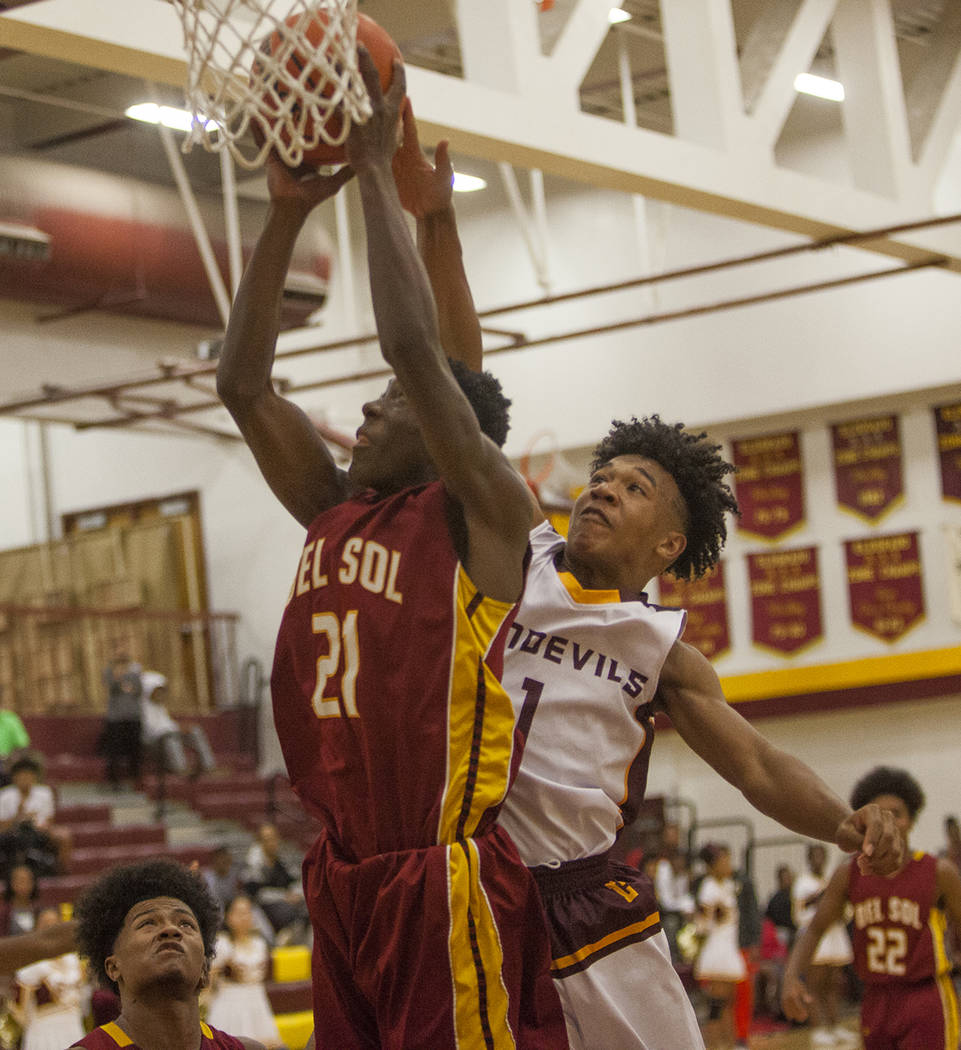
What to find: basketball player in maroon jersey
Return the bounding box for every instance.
[70,859,262,1050]
[784,767,961,1050]
[391,107,904,1050]
[218,49,567,1050]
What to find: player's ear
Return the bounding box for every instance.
[104,954,120,984]
[656,530,686,565]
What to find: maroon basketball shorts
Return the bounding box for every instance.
[860,974,960,1050]
[303,826,568,1050]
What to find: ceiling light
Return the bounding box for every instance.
[125,102,214,133]
[608,7,631,23]
[452,172,487,193]
[794,73,845,102]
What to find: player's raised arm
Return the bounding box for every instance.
[345,50,531,600]
[655,641,903,874]
[217,159,354,528]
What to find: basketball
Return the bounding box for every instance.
[253,11,403,167]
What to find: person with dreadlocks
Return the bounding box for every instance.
[783,767,961,1050]
[391,107,904,1050]
[70,859,264,1049]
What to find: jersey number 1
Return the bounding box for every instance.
[311,611,360,718]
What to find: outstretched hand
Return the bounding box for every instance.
[836,802,905,876]
[345,47,407,173]
[265,152,354,208]
[392,99,454,218]
[781,975,812,1022]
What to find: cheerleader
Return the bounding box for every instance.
[207,894,284,1048]
[694,843,747,1049]
[10,907,86,1050]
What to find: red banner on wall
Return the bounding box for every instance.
[934,402,961,503]
[845,532,925,642]
[747,546,822,655]
[658,562,730,661]
[732,432,805,540]
[831,415,903,522]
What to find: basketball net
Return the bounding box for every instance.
[172,0,372,170]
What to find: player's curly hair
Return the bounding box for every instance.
[590,415,738,579]
[448,358,511,448]
[75,859,221,992]
[850,766,925,820]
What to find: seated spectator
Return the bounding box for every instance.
[0,863,39,936]
[9,905,86,1050]
[201,845,275,946]
[0,754,71,875]
[70,858,265,1048]
[0,704,30,787]
[102,642,144,791]
[206,895,283,1049]
[140,672,215,778]
[241,823,308,945]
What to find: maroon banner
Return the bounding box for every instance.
[934,402,961,503]
[658,562,730,661]
[845,532,925,642]
[831,415,903,522]
[732,432,805,540]
[747,546,822,655]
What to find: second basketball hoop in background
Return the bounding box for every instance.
[173,0,403,170]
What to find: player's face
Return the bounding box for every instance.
[871,793,913,840]
[105,896,207,997]
[564,455,687,591]
[349,379,432,492]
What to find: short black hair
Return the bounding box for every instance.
[75,859,221,992]
[448,359,511,448]
[850,767,925,820]
[591,415,738,580]
[10,754,42,777]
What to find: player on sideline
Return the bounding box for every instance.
[783,767,961,1050]
[390,108,904,1050]
[69,859,263,1050]
[217,50,567,1050]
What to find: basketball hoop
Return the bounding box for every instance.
[171,0,373,170]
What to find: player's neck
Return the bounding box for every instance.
[115,997,202,1050]
[557,545,649,598]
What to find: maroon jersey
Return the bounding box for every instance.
[849,851,951,985]
[73,1020,246,1048]
[271,482,523,860]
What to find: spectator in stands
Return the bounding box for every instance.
[70,858,265,1049]
[201,845,275,946]
[207,894,284,1048]
[9,905,86,1050]
[241,823,308,945]
[756,863,797,1020]
[0,863,39,935]
[653,822,695,963]
[140,672,216,779]
[764,864,797,946]
[101,642,144,791]
[0,704,30,787]
[942,814,961,872]
[0,754,71,875]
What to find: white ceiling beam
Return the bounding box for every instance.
[832,0,916,202]
[743,0,838,149]
[454,0,543,96]
[548,0,620,102]
[658,0,747,150]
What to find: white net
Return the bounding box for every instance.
[173,0,372,170]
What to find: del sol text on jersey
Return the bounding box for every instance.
[288,536,404,605]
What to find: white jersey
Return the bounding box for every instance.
[499,522,686,867]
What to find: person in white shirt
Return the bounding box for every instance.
[0,755,70,874]
[140,672,215,778]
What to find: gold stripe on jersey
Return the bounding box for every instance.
[930,903,952,977]
[551,911,661,972]
[557,571,621,605]
[438,567,518,845]
[448,839,516,1050]
[938,969,960,1050]
[201,1023,214,1038]
[101,1024,133,1046]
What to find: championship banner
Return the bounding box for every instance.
[845,532,925,642]
[747,546,822,655]
[831,415,903,521]
[732,432,805,540]
[934,402,961,503]
[657,562,730,661]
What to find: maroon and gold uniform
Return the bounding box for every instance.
[272,482,565,1050]
[848,851,960,1049]
[72,1020,246,1048]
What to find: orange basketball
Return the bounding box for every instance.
[253,12,403,167]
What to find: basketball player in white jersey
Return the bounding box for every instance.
[391,109,904,1050]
